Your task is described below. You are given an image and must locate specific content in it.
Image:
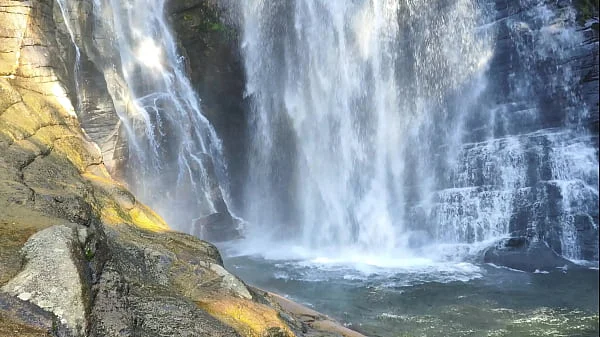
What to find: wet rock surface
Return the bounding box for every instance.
[483,237,578,272]
[404,0,599,261]
[167,0,248,210]
[193,212,242,243]
[48,0,244,236]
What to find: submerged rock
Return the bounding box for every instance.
[483,237,578,272]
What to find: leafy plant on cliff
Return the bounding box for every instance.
[180,5,234,39]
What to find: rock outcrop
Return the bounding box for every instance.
[2,225,88,335]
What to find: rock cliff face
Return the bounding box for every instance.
[1,0,168,282]
[460,0,599,261]
[0,1,360,336]
[411,0,599,264]
[45,0,242,236]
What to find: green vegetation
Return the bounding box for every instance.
[575,0,599,23]
[177,5,234,39]
[210,22,226,32]
[84,246,94,261]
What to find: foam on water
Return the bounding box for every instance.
[268,258,484,285]
[222,236,490,286]
[487,263,527,273]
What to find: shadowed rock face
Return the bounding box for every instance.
[167,0,248,212]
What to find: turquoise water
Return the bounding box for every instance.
[223,253,599,337]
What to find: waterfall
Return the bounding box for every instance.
[55,0,82,114]
[239,0,598,260]
[55,0,233,231]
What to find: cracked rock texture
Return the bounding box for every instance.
[2,225,87,335]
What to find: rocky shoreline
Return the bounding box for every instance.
[0,221,365,337]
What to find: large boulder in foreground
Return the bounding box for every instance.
[483,237,578,272]
[1,225,88,336]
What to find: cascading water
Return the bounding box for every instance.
[55,0,234,231]
[239,0,598,261]
[239,0,494,256]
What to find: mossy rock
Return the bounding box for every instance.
[575,0,599,24]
